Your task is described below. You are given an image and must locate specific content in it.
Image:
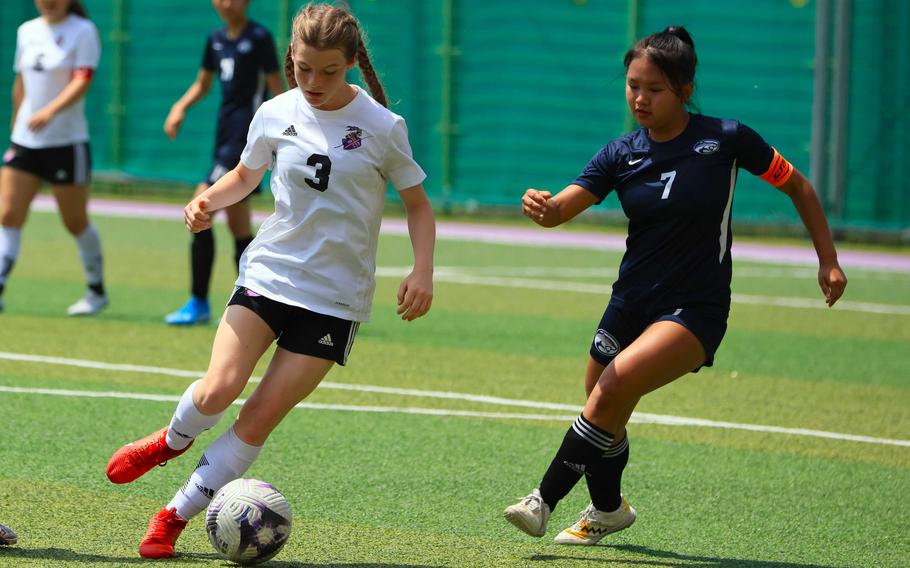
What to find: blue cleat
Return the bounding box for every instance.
[164,296,211,325]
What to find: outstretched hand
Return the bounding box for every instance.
[396,269,433,321]
[818,261,847,307]
[521,188,558,226]
[184,196,212,233]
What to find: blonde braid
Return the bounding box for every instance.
[356,40,387,108]
[284,45,297,89]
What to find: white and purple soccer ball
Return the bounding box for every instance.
[206,478,293,566]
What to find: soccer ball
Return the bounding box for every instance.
[206,478,293,566]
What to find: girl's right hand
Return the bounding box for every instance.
[163,107,185,140]
[522,188,556,226]
[184,197,211,232]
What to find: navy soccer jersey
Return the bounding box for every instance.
[574,113,791,314]
[201,21,279,166]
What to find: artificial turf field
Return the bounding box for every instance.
[0,203,908,567]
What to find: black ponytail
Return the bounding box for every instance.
[664,26,694,51]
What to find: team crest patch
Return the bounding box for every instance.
[593,329,620,356]
[693,139,720,155]
[336,126,368,150]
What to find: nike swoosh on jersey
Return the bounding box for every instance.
[628,157,645,165]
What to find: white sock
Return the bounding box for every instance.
[0,226,22,287]
[74,224,103,288]
[166,380,225,450]
[167,426,261,520]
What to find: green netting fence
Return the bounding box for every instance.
[1,0,907,234]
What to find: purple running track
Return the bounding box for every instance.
[32,196,910,273]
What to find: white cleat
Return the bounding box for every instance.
[504,488,551,537]
[67,290,109,316]
[554,498,636,546]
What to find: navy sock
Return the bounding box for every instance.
[585,433,629,512]
[191,229,215,300]
[538,414,615,511]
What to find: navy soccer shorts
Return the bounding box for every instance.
[589,300,728,371]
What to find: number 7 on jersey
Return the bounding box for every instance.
[660,170,676,200]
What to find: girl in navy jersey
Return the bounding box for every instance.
[0,0,106,316]
[504,26,847,545]
[106,3,435,559]
[162,0,283,326]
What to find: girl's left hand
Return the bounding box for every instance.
[397,269,433,321]
[818,261,847,307]
[27,108,55,132]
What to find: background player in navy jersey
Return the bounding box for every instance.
[0,0,106,316]
[504,26,847,545]
[162,0,283,325]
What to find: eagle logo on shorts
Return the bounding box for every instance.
[594,329,620,356]
[337,126,368,150]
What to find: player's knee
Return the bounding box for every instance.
[590,376,634,412]
[0,208,25,227]
[63,218,88,236]
[195,378,244,414]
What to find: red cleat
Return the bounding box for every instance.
[106,427,193,484]
[139,507,187,559]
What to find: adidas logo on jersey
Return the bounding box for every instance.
[318,334,334,347]
[282,125,297,136]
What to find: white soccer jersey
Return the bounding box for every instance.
[11,14,100,148]
[238,86,426,322]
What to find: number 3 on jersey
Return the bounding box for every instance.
[305,154,332,192]
[660,170,676,200]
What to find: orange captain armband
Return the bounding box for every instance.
[759,147,794,187]
[72,67,95,80]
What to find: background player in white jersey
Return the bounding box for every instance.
[0,0,106,316]
[504,26,847,545]
[105,3,436,559]
[162,0,283,326]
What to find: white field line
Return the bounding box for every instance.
[376,267,910,316]
[1,352,908,448]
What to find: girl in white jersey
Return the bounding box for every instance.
[0,0,106,316]
[105,3,436,560]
